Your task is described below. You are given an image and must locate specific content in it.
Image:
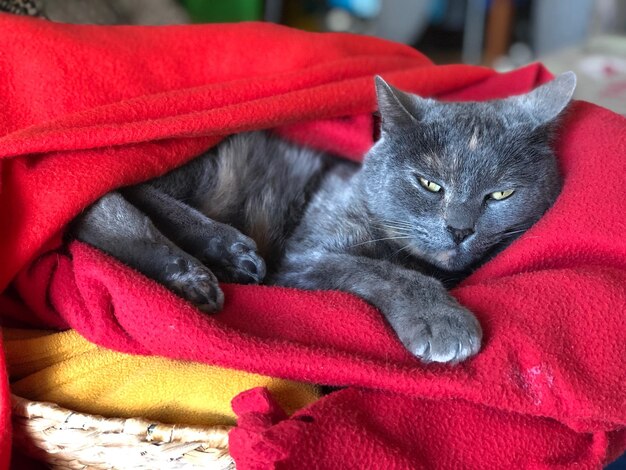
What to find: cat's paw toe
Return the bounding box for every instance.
[165,258,224,313]
[204,235,266,284]
[402,306,482,364]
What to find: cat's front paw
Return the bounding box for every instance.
[202,232,266,284]
[400,304,482,364]
[164,258,224,313]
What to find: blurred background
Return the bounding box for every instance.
[186,0,626,113]
[2,0,625,113]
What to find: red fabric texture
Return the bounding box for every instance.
[1,13,625,469]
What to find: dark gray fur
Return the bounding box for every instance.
[73,72,576,363]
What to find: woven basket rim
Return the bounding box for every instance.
[11,394,233,445]
[11,394,235,469]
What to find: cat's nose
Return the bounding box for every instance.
[447,226,474,244]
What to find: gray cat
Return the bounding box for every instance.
[73,72,576,364]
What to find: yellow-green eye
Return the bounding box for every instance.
[490,189,515,201]
[418,177,442,193]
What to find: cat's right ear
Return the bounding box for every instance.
[508,71,577,126]
[374,76,430,129]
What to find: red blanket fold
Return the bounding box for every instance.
[1,14,626,469]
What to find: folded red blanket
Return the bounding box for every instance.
[2,13,626,469]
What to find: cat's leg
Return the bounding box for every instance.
[73,192,224,312]
[121,185,266,284]
[275,253,482,363]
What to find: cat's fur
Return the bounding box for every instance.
[73,73,576,363]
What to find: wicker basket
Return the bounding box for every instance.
[11,394,235,469]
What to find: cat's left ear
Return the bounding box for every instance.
[509,71,577,126]
[374,76,432,129]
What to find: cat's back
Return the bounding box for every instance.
[161,131,345,263]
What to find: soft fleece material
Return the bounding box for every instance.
[1,13,625,469]
[4,328,319,426]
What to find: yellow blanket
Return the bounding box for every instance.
[4,328,319,426]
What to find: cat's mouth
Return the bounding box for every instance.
[432,249,457,265]
[405,239,479,271]
[425,247,478,272]
[430,249,461,270]
[407,243,459,269]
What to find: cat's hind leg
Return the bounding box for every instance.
[73,192,224,312]
[122,184,266,284]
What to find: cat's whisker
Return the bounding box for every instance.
[501,229,529,236]
[349,236,412,248]
[376,229,412,237]
[373,222,429,238]
[388,242,417,262]
[372,223,411,231]
[440,276,463,284]
[377,218,413,226]
[371,225,413,236]
[379,219,415,229]
[379,225,411,230]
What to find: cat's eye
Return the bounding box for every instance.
[418,176,442,193]
[489,189,515,201]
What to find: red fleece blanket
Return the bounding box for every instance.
[1,14,626,469]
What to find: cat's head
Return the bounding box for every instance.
[362,72,576,272]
